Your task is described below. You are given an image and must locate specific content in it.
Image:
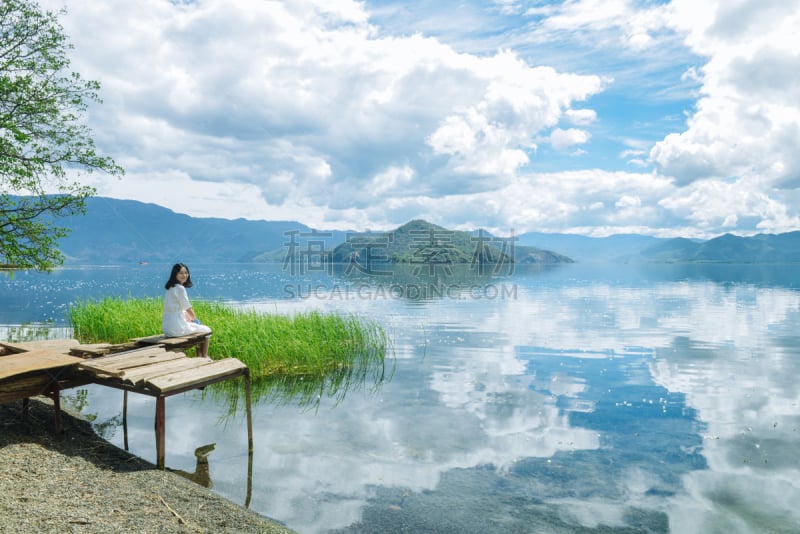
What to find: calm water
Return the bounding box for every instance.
[2,263,799,533]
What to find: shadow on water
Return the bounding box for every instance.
[172,442,216,488]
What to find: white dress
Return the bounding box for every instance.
[162,284,212,337]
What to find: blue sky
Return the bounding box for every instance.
[41,0,800,238]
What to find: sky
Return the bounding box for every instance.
[39,0,800,238]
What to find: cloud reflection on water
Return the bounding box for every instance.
[6,264,799,533]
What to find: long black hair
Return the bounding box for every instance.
[164,262,194,289]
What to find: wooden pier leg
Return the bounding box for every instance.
[245,370,254,508]
[245,370,253,454]
[123,391,129,451]
[155,396,166,469]
[22,397,29,420]
[52,384,62,433]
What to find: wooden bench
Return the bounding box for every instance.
[130,332,211,355]
[65,332,212,358]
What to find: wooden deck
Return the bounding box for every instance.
[0,339,89,432]
[76,346,246,394]
[0,349,85,381]
[0,334,252,469]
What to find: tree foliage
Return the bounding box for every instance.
[1,0,123,270]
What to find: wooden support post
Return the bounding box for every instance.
[245,370,253,454]
[21,397,29,419]
[245,370,254,508]
[52,383,62,433]
[155,396,166,469]
[123,390,129,451]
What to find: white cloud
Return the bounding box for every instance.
[425,53,604,181]
[343,169,679,237]
[31,0,800,238]
[550,128,591,150]
[524,0,673,51]
[43,0,605,217]
[564,108,597,126]
[651,0,800,190]
[658,178,800,234]
[370,165,415,195]
[615,194,641,209]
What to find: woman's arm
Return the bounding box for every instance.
[184,307,199,322]
[174,286,196,322]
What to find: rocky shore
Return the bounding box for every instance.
[0,397,294,534]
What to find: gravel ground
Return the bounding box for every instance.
[0,397,295,534]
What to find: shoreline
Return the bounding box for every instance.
[0,397,295,533]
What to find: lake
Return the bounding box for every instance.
[2,262,799,533]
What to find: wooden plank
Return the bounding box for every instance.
[160,336,208,347]
[75,346,175,377]
[79,350,186,377]
[82,346,169,364]
[0,351,85,380]
[131,334,170,344]
[69,343,113,357]
[80,370,118,381]
[0,339,80,355]
[132,333,210,346]
[119,357,214,384]
[0,374,51,403]
[146,359,247,393]
[68,341,141,357]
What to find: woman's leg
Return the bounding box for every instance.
[197,336,210,358]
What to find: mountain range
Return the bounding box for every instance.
[53,197,800,264]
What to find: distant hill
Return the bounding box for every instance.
[516,231,667,262]
[633,237,700,263]
[329,219,572,267]
[49,197,800,264]
[635,232,800,263]
[56,201,571,265]
[518,229,800,263]
[58,197,315,264]
[751,232,800,262]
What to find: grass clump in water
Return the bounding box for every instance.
[68,297,163,343]
[68,297,389,380]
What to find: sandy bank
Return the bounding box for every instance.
[0,397,294,533]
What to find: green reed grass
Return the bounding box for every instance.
[68,297,390,380]
[68,297,162,343]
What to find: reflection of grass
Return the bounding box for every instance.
[2,323,71,343]
[68,297,390,379]
[210,353,391,416]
